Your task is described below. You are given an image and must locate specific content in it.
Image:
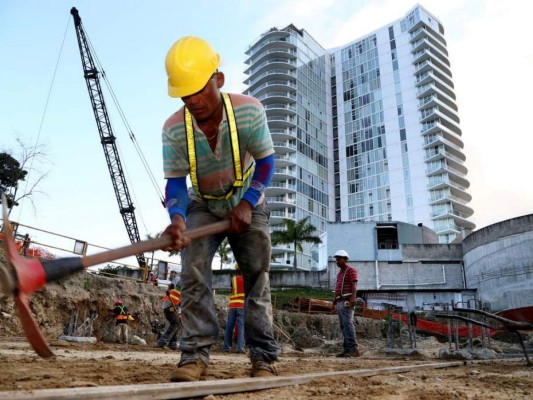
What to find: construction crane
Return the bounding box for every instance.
[70,7,147,275]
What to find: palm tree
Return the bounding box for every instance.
[145,232,162,282]
[270,217,322,271]
[217,237,232,269]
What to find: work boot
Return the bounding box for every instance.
[335,352,346,358]
[344,349,361,358]
[170,359,207,382]
[251,360,278,378]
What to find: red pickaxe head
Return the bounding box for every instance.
[1,197,56,357]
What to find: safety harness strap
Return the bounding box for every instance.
[185,93,254,201]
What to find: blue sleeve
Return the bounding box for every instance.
[242,153,274,208]
[165,177,189,221]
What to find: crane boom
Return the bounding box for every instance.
[70,7,146,272]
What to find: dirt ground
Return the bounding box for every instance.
[0,336,531,399]
[0,261,532,399]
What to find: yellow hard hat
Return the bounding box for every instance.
[165,36,220,98]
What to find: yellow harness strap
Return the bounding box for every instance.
[185,93,254,201]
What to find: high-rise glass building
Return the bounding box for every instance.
[245,5,474,269]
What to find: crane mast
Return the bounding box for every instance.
[70,7,146,272]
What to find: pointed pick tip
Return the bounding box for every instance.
[14,293,55,358]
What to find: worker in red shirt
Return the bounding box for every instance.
[332,250,360,357]
[223,263,245,353]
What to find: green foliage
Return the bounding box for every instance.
[216,238,232,269]
[99,264,131,276]
[83,278,92,291]
[0,152,27,208]
[216,286,332,310]
[271,287,333,310]
[270,216,322,271]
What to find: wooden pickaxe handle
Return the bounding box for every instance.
[82,219,230,268]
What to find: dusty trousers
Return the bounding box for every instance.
[158,307,181,350]
[178,200,280,367]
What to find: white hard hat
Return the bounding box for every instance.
[334,250,349,259]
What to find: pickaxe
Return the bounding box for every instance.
[0,195,229,358]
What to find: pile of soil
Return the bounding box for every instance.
[0,261,384,350]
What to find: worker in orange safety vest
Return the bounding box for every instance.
[113,299,130,344]
[223,263,245,353]
[157,282,182,350]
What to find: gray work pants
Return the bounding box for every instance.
[178,200,280,367]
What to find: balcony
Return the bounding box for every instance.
[270,209,296,225]
[246,32,296,57]
[266,195,296,210]
[268,115,297,129]
[270,128,297,140]
[273,166,297,179]
[427,176,468,193]
[244,68,296,87]
[417,82,457,108]
[418,93,458,115]
[264,103,297,116]
[251,91,297,103]
[424,147,466,165]
[421,121,463,148]
[420,107,459,127]
[431,209,475,230]
[246,47,297,68]
[245,58,297,77]
[274,153,297,167]
[273,141,297,155]
[267,181,296,196]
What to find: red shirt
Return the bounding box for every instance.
[335,266,358,298]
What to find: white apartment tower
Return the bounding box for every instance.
[244,5,474,269]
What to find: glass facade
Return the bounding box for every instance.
[244,25,331,269]
[245,5,475,265]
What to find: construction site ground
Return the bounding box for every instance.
[0,337,531,399]
[0,263,532,399]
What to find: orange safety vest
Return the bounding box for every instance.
[229,275,245,309]
[115,305,128,320]
[162,288,181,306]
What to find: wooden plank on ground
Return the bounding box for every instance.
[0,361,470,400]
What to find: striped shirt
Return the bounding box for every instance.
[162,93,274,215]
[334,266,358,298]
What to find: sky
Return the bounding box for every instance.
[1,0,532,268]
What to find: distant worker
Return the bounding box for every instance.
[332,250,360,357]
[113,299,129,344]
[149,272,157,286]
[169,270,181,287]
[157,282,182,350]
[22,233,31,256]
[223,263,245,353]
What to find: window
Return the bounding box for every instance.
[376,225,398,249]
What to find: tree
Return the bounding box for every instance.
[145,232,161,281]
[0,138,50,216]
[270,217,322,271]
[0,153,27,209]
[216,237,232,269]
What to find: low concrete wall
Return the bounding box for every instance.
[463,215,533,312]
